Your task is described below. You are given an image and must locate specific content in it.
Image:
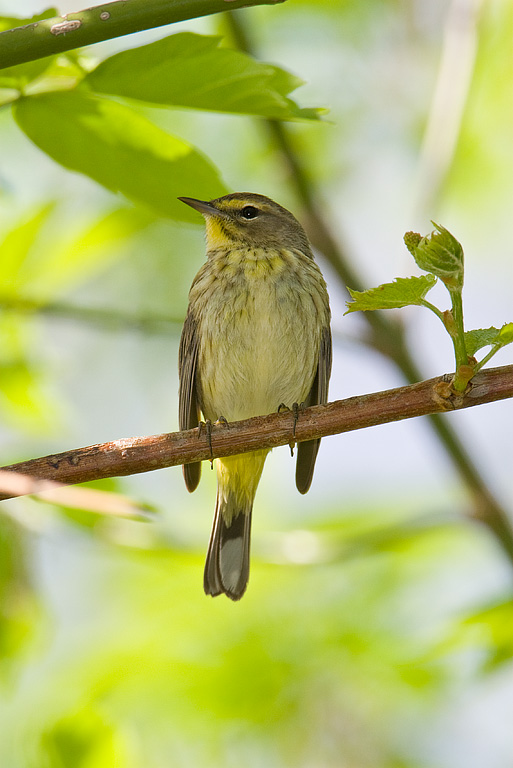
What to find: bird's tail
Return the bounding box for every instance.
[204,451,267,600]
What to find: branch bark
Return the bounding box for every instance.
[0,0,286,70]
[3,365,513,559]
[0,365,510,483]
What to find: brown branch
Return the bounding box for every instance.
[1,364,511,487]
[3,364,513,561]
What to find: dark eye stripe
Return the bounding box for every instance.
[240,206,259,219]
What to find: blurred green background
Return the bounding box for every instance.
[0,1,512,766]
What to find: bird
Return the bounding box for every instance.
[178,192,332,600]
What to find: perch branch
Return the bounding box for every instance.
[2,365,513,560]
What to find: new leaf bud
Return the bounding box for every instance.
[405,223,464,291]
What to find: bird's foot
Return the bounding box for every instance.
[198,417,229,468]
[197,420,213,466]
[278,402,305,456]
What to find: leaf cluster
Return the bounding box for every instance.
[1,21,323,221]
[346,223,513,390]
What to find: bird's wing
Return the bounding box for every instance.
[295,324,332,494]
[178,311,202,492]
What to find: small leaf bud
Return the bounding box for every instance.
[403,231,422,255]
[406,223,464,291]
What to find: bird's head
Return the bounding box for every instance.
[179,192,312,254]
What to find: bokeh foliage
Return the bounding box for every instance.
[0,1,512,767]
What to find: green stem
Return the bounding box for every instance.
[420,299,446,324]
[448,288,473,392]
[449,289,468,369]
[474,344,501,374]
[0,0,286,70]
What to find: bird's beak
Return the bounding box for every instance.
[178,197,227,218]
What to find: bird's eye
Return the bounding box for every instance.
[240,205,260,220]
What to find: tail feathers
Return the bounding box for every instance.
[204,496,252,601]
[295,437,321,494]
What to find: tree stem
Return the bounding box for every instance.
[0,0,286,70]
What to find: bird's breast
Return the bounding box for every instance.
[190,248,328,422]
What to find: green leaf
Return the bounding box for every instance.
[41,708,120,768]
[0,47,86,94]
[404,223,464,290]
[345,274,437,313]
[464,323,513,356]
[0,204,153,301]
[0,51,84,107]
[84,32,324,121]
[0,58,55,90]
[0,314,61,432]
[23,206,156,299]
[460,599,513,672]
[0,203,55,296]
[0,515,39,674]
[464,327,501,356]
[13,91,228,222]
[498,322,513,345]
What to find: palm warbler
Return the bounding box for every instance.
[178,193,332,600]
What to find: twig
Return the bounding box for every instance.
[0,470,147,518]
[0,297,182,335]
[0,0,286,70]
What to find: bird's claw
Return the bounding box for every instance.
[278,401,305,456]
[198,420,213,466]
[198,416,229,468]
